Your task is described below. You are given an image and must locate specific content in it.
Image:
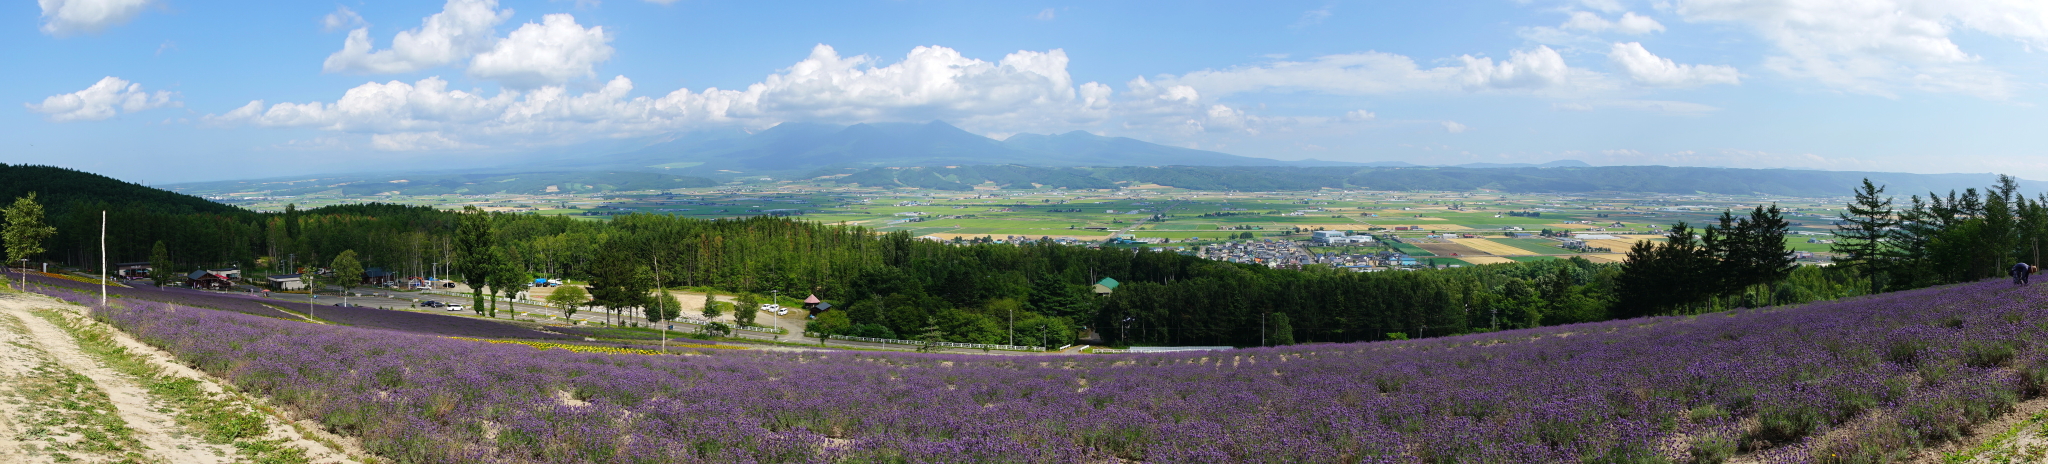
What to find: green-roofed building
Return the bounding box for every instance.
[1092,277,1120,295]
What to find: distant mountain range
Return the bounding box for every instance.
[150,119,2036,198]
[821,165,2042,197]
[580,121,1360,174]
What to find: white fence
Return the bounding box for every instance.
[811,333,1045,352]
[669,316,784,334]
[408,289,785,335]
[1090,346,1233,354]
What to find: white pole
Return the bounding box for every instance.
[99,211,107,307]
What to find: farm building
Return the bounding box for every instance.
[1093,277,1121,295]
[363,267,395,286]
[185,270,234,290]
[267,274,305,291]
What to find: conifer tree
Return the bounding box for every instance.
[1834,179,1898,291]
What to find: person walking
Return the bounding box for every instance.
[2013,262,2034,285]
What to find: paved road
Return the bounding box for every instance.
[184,282,1059,354]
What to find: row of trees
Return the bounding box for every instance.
[1610,205,1798,317]
[1833,175,2048,292]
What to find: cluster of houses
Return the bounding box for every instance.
[1195,239,1424,271]
[1310,230,1378,246]
[1195,239,1324,269]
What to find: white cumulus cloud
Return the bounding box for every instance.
[1562,11,1664,35]
[321,6,366,33]
[208,44,1127,148]
[1675,0,2048,98]
[1158,45,1609,98]
[1441,121,1468,133]
[38,0,153,36]
[1456,46,1573,90]
[1609,42,1741,87]
[25,76,180,122]
[468,14,614,89]
[323,0,513,75]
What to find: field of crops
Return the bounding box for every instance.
[24,270,2041,462]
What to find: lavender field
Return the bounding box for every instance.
[31,278,2048,463]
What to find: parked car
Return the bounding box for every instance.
[421,300,445,308]
[445,304,466,312]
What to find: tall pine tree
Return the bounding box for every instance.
[1833,179,1897,291]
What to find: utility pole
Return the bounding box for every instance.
[653,253,665,353]
[99,211,107,307]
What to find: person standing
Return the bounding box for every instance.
[2013,262,2034,285]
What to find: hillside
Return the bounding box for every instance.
[24,264,2044,462]
[826,164,2041,196]
[0,163,246,216]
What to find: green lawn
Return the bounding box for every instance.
[1785,237,1836,252]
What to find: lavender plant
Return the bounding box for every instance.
[33,271,2048,463]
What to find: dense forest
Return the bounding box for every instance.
[1,163,2037,348]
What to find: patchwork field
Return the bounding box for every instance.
[1456,256,1517,265]
[1414,242,1489,257]
[200,180,1846,272]
[1447,238,1543,255]
[1581,253,1628,263]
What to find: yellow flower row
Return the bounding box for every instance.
[446,337,742,355]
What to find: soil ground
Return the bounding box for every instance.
[1414,242,1490,257]
[0,290,365,463]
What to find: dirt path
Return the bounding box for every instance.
[0,291,364,463]
[1913,396,2048,463]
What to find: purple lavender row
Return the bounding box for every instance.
[51,275,2048,463]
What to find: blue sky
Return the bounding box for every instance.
[8,0,2048,183]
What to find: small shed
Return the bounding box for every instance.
[806,299,834,318]
[268,274,305,291]
[1092,277,1120,295]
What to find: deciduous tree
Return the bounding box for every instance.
[148,240,174,290]
[4,192,56,287]
[546,285,588,321]
[453,207,498,317]
[330,249,362,308]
